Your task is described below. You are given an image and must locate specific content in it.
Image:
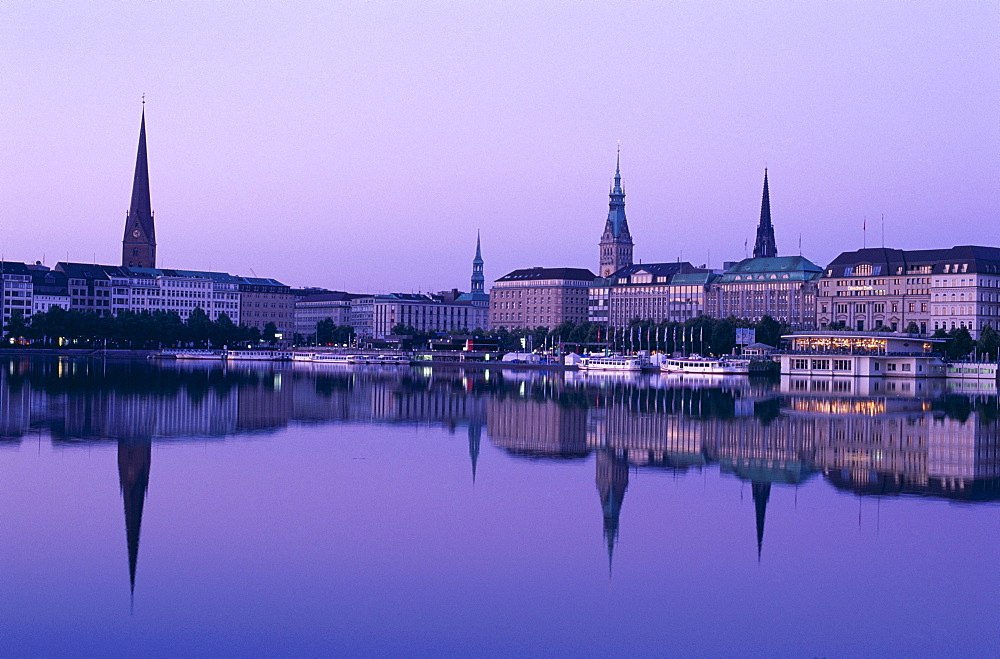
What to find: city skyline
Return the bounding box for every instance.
[2,3,997,293]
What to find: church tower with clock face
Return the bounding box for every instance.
[122,107,157,268]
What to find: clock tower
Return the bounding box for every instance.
[122,107,157,268]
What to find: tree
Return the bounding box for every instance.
[4,310,29,341]
[977,324,1000,361]
[210,312,240,348]
[262,322,279,345]
[947,327,974,360]
[186,307,213,347]
[904,321,920,335]
[316,318,336,345]
[755,315,782,348]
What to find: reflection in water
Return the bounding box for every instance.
[118,439,150,605]
[1,357,999,599]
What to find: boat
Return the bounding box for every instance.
[161,349,225,360]
[373,354,412,365]
[578,355,644,372]
[292,351,316,362]
[225,349,293,361]
[310,353,355,364]
[660,354,750,374]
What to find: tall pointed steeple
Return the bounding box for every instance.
[122,104,157,268]
[468,421,481,484]
[599,147,634,277]
[752,169,777,259]
[118,439,152,606]
[752,481,771,561]
[471,231,484,295]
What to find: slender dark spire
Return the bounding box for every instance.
[752,481,771,562]
[468,422,481,484]
[118,440,152,607]
[752,169,777,259]
[129,109,152,226]
[471,231,484,295]
[122,104,157,268]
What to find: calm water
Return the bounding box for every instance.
[1,357,998,657]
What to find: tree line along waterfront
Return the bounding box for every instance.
[4,307,997,361]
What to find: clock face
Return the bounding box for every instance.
[132,229,141,238]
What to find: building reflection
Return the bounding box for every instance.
[2,357,999,585]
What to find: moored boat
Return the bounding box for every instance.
[162,349,225,360]
[659,355,750,374]
[579,355,644,372]
[225,349,293,361]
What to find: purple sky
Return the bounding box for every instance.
[2,3,997,292]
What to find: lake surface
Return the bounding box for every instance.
[1,357,998,657]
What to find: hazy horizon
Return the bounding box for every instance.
[3,2,997,292]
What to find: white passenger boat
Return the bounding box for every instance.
[311,353,354,364]
[225,349,293,361]
[373,354,412,365]
[660,355,750,375]
[163,349,225,360]
[578,355,644,372]
[292,351,316,362]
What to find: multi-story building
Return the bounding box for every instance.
[105,267,242,322]
[707,256,822,328]
[55,262,114,316]
[602,262,714,327]
[817,245,1000,337]
[490,267,596,330]
[294,291,365,340]
[0,261,35,325]
[598,151,634,278]
[28,267,70,315]
[237,277,294,338]
[370,293,488,339]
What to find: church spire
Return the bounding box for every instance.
[468,422,481,484]
[752,481,771,562]
[470,231,484,295]
[118,440,152,607]
[752,169,777,259]
[122,104,157,268]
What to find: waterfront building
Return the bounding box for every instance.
[55,262,114,316]
[816,245,1000,338]
[490,267,596,330]
[775,332,946,377]
[237,277,294,338]
[294,291,365,340]
[706,256,822,328]
[104,266,242,323]
[121,108,157,268]
[588,277,610,325]
[28,267,70,315]
[370,293,488,339]
[598,152,634,277]
[603,262,714,328]
[0,261,35,325]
